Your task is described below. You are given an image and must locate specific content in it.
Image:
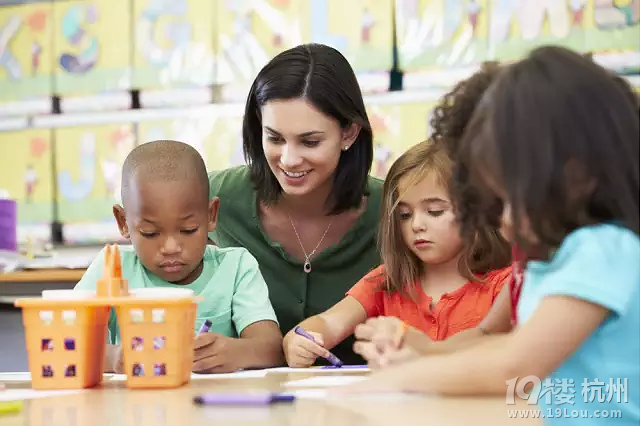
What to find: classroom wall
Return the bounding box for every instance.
[0,0,638,245]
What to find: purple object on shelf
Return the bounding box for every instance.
[0,199,17,252]
[193,392,295,406]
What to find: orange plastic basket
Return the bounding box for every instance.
[114,297,197,389]
[14,244,200,390]
[14,298,110,390]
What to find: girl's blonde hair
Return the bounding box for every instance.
[375,140,510,298]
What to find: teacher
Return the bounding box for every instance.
[208,43,383,364]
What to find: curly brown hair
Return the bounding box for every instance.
[429,62,511,263]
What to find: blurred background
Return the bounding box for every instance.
[0,0,637,371]
[0,0,637,250]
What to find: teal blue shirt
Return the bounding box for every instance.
[519,224,639,425]
[74,245,278,344]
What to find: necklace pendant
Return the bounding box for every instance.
[303,261,312,273]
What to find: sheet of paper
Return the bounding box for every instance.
[266,366,370,374]
[0,389,84,402]
[291,388,421,400]
[191,370,268,379]
[107,370,268,382]
[283,375,366,388]
[0,372,32,382]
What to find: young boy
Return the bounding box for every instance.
[74,140,284,373]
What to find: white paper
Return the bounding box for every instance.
[190,370,268,379]
[0,389,84,402]
[266,366,370,374]
[291,388,420,400]
[107,370,267,382]
[283,375,366,388]
[0,372,32,382]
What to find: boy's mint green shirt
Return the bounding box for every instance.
[74,245,278,344]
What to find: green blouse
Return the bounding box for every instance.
[208,166,383,365]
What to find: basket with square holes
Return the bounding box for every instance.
[113,290,198,389]
[14,294,111,390]
[14,244,200,390]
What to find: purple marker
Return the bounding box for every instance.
[193,392,295,406]
[294,326,343,367]
[321,364,368,369]
[198,319,212,335]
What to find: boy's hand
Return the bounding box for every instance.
[193,333,242,373]
[105,344,124,374]
[283,330,330,367]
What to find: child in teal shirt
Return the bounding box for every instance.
[75,140,283,373]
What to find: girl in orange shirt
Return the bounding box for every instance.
[283,66,512,367]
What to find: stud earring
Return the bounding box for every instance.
[343,145,350,151]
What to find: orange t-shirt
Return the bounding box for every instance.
[346,265,512,341]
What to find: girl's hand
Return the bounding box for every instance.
[354,340,420,369]
[354,316,407,350]
[283,330,331,368]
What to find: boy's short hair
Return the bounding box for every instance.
[121,140,209,206]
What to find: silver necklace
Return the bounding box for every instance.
[287,213,333,273]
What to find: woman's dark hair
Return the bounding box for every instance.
[457,46,640,258]
[242,43,373,214]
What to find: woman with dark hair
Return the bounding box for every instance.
[208,44,383,364]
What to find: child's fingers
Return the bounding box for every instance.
[297,336,330,359]
[353,323,375,341]
[194,332,219,350]
[296,349,319,365]
[306,331,325,347]
[353,341,382,362]
[286,345,319,367]
[383,347,418,367]
[192,354,225,373]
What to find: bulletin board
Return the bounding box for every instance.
[208,111,246,170]
[52,0,132,96]
[487,0,588,61]
[366,100,436,179]
[583,0,639,53]
[137,111,245,173]
[396,0,490,71]
[0,129,53,227]
[54,124,135,224]
[216,0,393,99]
[133,0,216,90]
[300,0,394,74]
[486,0,639,62]
[0,2,54,103]
[215,0,302,94]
